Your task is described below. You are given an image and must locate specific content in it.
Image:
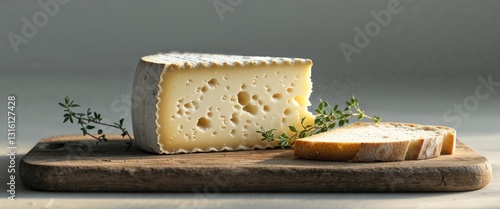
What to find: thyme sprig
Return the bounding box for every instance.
[257,96,381,148]
[59,96,133,150]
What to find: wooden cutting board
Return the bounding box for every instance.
[20,135,492,192]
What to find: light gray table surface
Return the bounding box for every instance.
[1,0,499,208]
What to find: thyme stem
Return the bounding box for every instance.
[257,96,381,148]
[59,96,133,151]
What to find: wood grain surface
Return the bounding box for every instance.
[20,135,492,192]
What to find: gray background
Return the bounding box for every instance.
[1,0,499,144]
[0,0,499,208]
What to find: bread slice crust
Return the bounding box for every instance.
[294,122,456,162]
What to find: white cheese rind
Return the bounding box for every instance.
[132,53,313,154]
[131,61,164,153]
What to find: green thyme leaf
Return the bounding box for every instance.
[59,96,133,151]
[257,96,381,148]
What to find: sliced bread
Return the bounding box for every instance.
[293,122,456,162]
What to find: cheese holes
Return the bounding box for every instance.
[197,78,217,95]
[252,76,258,86]
[230,113,239,125]
[220,115,227,124]
[238,91,258,115]
[207,78,218,88]
[237,91,251,106]
[207,107,214,118]
[196,117,212,131]
[287,88,293,93]
[272,93,282,100]
[283,108,291,116]
[192,101,199,109]
[243,104,258,115]
[265,85,271,93]
[263,105,270,112]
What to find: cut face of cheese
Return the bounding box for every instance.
[132,53,314,154]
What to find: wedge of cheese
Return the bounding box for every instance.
[132,53,314,154]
